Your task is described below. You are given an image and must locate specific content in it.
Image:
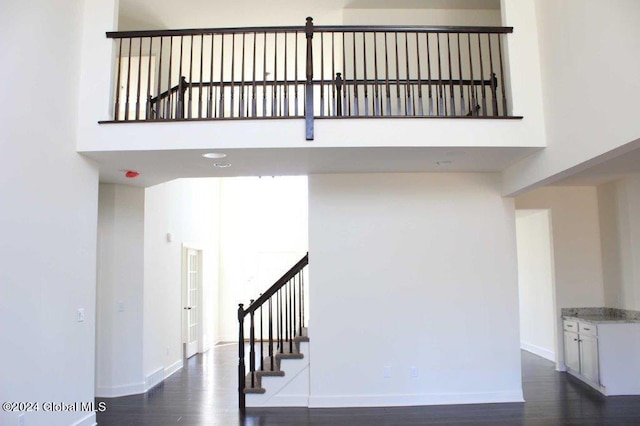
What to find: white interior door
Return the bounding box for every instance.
[183,248,201,358]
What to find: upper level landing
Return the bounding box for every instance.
[77,1,546,188]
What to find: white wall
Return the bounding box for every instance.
[503,0,640,195]
[143,178,220,383]
[0,1,100,425]
[96,184,145,397]
[515,210,556,362]
[598,175,640,310]
[515,186,604,369]
[218,176,308,342]
[308,173,523,407]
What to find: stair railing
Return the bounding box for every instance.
[237,253,309,412]
[105,18,516,137]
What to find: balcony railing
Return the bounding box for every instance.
[105,18,515,140]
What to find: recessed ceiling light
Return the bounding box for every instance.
[213,162,231,168]
[436,160,452,166]
[202,152,227,159]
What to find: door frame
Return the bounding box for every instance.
[181,244,204,359]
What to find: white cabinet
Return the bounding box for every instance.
[562,319,600,387]
[580,334,599,384]
[563,330,580,372]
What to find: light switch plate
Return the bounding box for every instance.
[77,308,85,322]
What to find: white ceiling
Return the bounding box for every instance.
[85,146,539,188]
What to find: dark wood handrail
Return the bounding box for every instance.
[314,25,513,34]
[242,253,308,317]
[107,25,512,39]
[107,26,305,39]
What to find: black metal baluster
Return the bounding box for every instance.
[426,33,433,116]
[352,31,359,116]
[209,34,215,118]
[467,33,476,116]
[124,38,132,120]
[394,32,401,114]
[166,36,173,119]
[198,34,204,118]
[219,34,225,118]
[241,33,247,117]
[288,280,293,353]
[488,34,498,117]
[294,31,299,116]
[320,32,325,117]
[178,36,184,119]
[157,37,164,118]
[249,300,255,387]
[447,33,455,116]
[415,33,423,116]
[343,32,348,116]
[293,275,297,339]
[497,34,507,117]
[114,39,123,120]
[457,33,465,116]
[363,32,369,116]
[279,287,283,353]
[146,37,153,119]
[251,32,257,118]
[436,33,444,116]
[272,32,277,116]
[230,33,235,118]
[405,32,411,116]
[373,33,380,116]
[298,271,303,335]
[262,32,267,117]
[477,33,487,116]
[336,72,343,116]
[284,32,289,117]
[331,32,336,116]
[301,269,305,331]
[384,33,391,115]
[238,304,245,412]
[135,38,142,120]
[188,35,194,119]
[260,297,264,371]
[269,297,274,370]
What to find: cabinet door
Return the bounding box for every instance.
[580,334,599,384]
[563,331,580,372]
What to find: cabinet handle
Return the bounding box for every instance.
[573,338,578,342]
[583,327,590,331]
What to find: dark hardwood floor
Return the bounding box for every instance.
[96,345,640,425]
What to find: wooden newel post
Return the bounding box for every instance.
[305,17,314,141]
[238,303,246,412]
[178,76,188,119]
[335,72,343,117]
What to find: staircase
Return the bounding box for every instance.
[238,254,309,411]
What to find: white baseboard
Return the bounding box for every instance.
[72,412,97,426]
[95,382,146,398]
[309,391,524,408]
[521,341,555,362]
[164,359,183,379]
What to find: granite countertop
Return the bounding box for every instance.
[562,307,640,324]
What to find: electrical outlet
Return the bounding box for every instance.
[77,308,85,322]
[117,301,125,312]
[18,413,25,426]
[383,366,391,378]
[410,366,419,378]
